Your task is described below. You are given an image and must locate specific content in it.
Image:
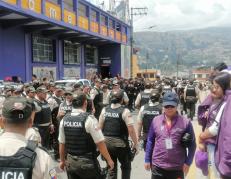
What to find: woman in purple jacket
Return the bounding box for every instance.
[198,72,230,178]
[144,92,196,179]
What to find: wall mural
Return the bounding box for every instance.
[33,66,56,81]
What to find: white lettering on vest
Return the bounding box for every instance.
[64,121,82,127]
[1,171,25,179]
[144,111,160,115]
[105,112,119,118]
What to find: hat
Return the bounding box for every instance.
[55,85,64,91]
[214,62,228,71]
[2,97,33,123]
[162,92,179,107]
[64,90,73,96]
[27,86,36,93]
[95,79,102,83]
[36,86,48,93]
[195,150,208,176]
[112,80,119,85]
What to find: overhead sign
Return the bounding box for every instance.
[22,0,41,13]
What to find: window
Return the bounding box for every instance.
[64,41,81,64]
[116,24,121,31]
[121,26,126,34]
[197,74,202,78]
[91,10,97,22]
[64,0,73,10]
[49,0,58,4]
[78,3,87,17]
[101,15,106,25]
[150,73,154,78]
[137,73,141,78]
[85,45,98,64]
[32,35,55,62]
[109,19,113,28]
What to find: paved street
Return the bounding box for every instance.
[55,109,206,179]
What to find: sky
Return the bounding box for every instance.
[88,0,231,32]
[130,0,231,32]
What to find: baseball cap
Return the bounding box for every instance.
[112,80,119,85]
[2,97,33,123]
[214,62,228,71]
[95,79,102,83]
[36,86,48,93]
[27,86,36,93]
[162,92,179,107]
[195,150,208,176]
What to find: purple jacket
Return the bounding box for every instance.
[198,95,224,144]
[215,90,231,177]
[145,113,196,170]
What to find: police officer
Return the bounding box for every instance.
[59,92,114,179]
[135,82,152,109]
[57,90,73,119]
[26,86,36,99]
[106,80,129,106]
[47,86,64,159]
[0,97,54,179]
[90,79,104,119]
[137,89,162,151]
[83,85,95,114]
[33,86,54,149]
[184,80,198,120]
[125,80,135,111]
[99,89,138,179]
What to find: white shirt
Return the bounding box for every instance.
[58,108,104,144]
[0,132,54,179]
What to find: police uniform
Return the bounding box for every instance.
[59,108,105,179]
[34,96,52,149]
[48,94,63,158]
[90,86,103,119]
[58,100,73,117]
[137,101,162,151]
[99,103,135,179]
[184,84,197,120]
[135,89,152,108]
[105,90,129,106]
[0,97,54,179]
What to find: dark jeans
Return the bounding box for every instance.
[151,166,184,179]
[106,146,131,179]
[37,125,50,149]
[66,154,101,179]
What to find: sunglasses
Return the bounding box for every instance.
[164,105,175,109]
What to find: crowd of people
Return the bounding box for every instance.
[0,62,230,179]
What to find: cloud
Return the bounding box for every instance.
[131,0,231,32]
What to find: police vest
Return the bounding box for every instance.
[102,106,128,140]
[162,86,172,95]
[93,88,103,106]
[186,85,196,97]
[33,99,52,125]
[61,101,72,115]
[0,140,37,179]
[49,96,63,119]
[63,113,96,156]
[142,104,162,133]
[140,92,150,106]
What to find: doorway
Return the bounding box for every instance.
[101,66,110,79]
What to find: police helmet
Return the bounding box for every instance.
[149,89,160,103]
[110,90,124,104]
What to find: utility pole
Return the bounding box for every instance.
[130,7,148,78]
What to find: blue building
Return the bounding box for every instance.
[0,0,131,82]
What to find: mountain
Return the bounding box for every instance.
[134,27,231,73]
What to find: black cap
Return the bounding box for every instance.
[110,90,123,104]
[214,62,228,71]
